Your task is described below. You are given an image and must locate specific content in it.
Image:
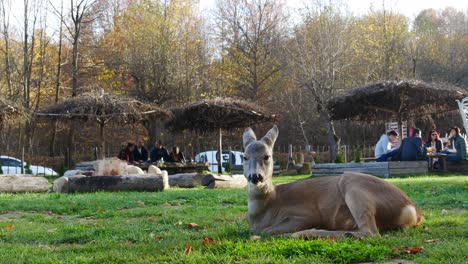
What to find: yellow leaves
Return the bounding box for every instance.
[1,225,15,231]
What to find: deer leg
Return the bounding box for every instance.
[343,189,379,236]
[283,229,368,239]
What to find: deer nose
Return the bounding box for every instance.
[248,173,263,184]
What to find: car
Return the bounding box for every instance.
[194,150,244,172]
[0,156,58,176]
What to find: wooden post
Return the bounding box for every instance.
[218,127,222,175]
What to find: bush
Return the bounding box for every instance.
[355,150,363,163]
[24,161,33,174]
[295,152,304,164]
[58,162,67,176]
[335,153,344,163]
[299,163,311,174]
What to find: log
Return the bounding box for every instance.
[168,173,203,188]
[206,179,247,189]
[52,174,165,193]
[0,175,50,193]
[201,174,246,186]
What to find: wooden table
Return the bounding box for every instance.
[135,162,209,175]
[428,153,447,172]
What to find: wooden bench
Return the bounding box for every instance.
[445,160,468,174]
[312,161,428,178]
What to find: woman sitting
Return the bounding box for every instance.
[169,146,186,164]
[117,142,135,163]
[424,130,443,168]
[441,126,468,162]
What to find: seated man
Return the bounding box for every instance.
[375,130,399,162]
[169,146,186,164]
[134,139,149,163]
[150,140,170,163]
[399,128,426,161]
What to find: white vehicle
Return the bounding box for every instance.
[0,156,58,176]
[194,150,244,172]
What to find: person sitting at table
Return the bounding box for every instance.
[375,130,399,162]
[424,130,443,168]
[397,128,426,161]
[150,140,170,163]
[169,146,186,164]
[117,142,135,163]
[133,139,149,163]
[441,126,467,162]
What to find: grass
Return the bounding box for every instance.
[0,174,466,263]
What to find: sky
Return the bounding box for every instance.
[201,0,467,19]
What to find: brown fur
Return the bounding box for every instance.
[243,126,422,238]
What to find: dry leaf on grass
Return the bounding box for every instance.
[202,237,217,247]
[96,209,103,213]
[425,239,439,243]
[150,233,163,241]
[187,223,200,228]
[162,202,172,207]
[125,241,133,246]
[392,247,400,254]
[184,244,192,255]
[403,246,424,254]
[1,225,15,231]
[136,201,145,206]
[250,235,261,241]
[147,217,156,222]
[47,228,57,233]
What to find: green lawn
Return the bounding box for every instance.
[0,174,466,263]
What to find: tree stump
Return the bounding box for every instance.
[0,175,50,193]
[168,173,202,188]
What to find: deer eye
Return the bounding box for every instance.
[264,155,270,161]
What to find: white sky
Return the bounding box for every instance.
[7,0,468,34]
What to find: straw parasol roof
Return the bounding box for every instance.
[328,80,467,122]
[0,97,29,127]
[37,91,169,158]
[166,97,276,174]
[167,97,276,132]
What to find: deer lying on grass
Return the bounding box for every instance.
[243,126,422,238]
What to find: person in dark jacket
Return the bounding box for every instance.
[134,139,149,163]
[398,128,426,161]
[169,146,186,163]
[150,140,170,163]
[441,126,468,161]
[117,142,135,163]
[424,130,443,153]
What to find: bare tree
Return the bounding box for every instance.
[213,0,286,105]
[287,1,354,161]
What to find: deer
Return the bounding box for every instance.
[243,125,422,239]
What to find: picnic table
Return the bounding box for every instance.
[428,153,448,172]
[135,162,209,175]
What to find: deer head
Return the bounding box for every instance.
[243,126,278,191]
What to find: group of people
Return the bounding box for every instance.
[375,126,468,168]
[117,139,186,164]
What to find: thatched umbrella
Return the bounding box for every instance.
[0,97,29,128]
[328,80,468,136]
[166,97,276,174]
[37,91,169,158]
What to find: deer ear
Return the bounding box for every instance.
[243,127,257,149]
[261,125,278,147]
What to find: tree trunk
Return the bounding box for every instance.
[99,122,105,159]
[218,127,223,174]
[320,111,339,162]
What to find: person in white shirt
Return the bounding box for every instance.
[375,130,399,161]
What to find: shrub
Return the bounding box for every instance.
[335,153,344,163]
[295,152,304,164]
[58,162,67,176]
[355,150,363,163]
[24,160,33,174]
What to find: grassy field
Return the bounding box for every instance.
[0,174,466,263]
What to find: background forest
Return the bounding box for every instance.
[0,0,467,164]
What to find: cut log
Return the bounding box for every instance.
[161,171,169,190]
[206,179,247,189]
[168,173,202,188]
[148,165,162,175]
[127,165,145,175]
[52,174,165,193]
[201,174,246,186]
[0,176,50,193]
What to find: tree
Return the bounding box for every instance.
[213,0,286,105]
[287,1,354,161]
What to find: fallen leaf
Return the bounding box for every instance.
[187,223,200,228]
[441,209,448,214]
[403,246,424,254]
[320,236,337,242]
[150,233,163,241]
[425,239,439,243]
[2,225,15,231]
[184,244,192,255]
[250,235,261,241]
[175,221,183,226]
[47,228,57,233]
[136,201,145,206]
[96,209,103,213]
[162,202,171,207]
[147,217,156,222]
[125,240,133,246]
[392,247,400,254]
[202,237,217,247]
[144,229,151,232]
